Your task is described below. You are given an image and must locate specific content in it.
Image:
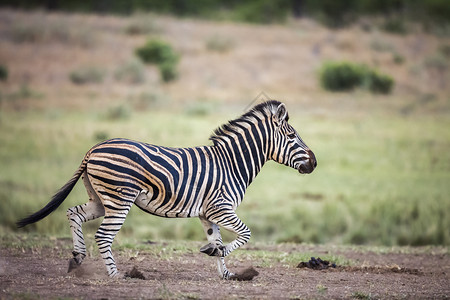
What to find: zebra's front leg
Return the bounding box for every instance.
[199,217,235,279]
[207,210,251,258]
[199,212,257,280]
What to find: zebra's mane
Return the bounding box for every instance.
[209,100,286,145]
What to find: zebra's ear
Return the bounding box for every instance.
[275,103,288,124]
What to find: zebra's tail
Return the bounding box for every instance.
[17,156,88,228]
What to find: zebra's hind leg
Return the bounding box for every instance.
[66,199,105,272]
[95,203,132,277]
[67,173,105,272]
[199,217,235,279]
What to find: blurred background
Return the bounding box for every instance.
[0,0,449,247]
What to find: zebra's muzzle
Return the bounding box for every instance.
[298,149,317,174]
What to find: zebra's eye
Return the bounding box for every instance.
[287,132,297,139]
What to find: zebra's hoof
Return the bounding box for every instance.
[200,243,216,256]
[200,243,224,257]
[67,257,81,273]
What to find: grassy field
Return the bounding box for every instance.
[1,104,449,246]
[0,9,449,247]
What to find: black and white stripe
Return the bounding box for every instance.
[17,100,317,279]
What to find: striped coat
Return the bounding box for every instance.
[18,100,317,279]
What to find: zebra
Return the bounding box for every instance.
[17,100,317,280]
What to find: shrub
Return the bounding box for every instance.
[135,39,179,82]
[159,61,178,82]
[135,39,178,65]
[319,61,395,94]
[319,62,366,91]
[69,67,104,85]
[0,65,8,81]
[364,70,394,94]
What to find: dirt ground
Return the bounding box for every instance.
[0,240,449,299]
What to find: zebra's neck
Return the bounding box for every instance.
[210,117,271,188]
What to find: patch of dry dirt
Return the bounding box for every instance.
[0,242,449,299]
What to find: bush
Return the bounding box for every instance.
[319,61,394,94]
[135,39,178,65]
[135,39,179,82]
[0,65,8,81]
[159,61,178,82]
[364,70,394,94]
[69,67,104,85]
[319,62,366,91]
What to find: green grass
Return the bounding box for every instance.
[1,104,449,247]
[352,291,373,300]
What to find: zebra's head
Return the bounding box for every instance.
[270,102,317,174]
